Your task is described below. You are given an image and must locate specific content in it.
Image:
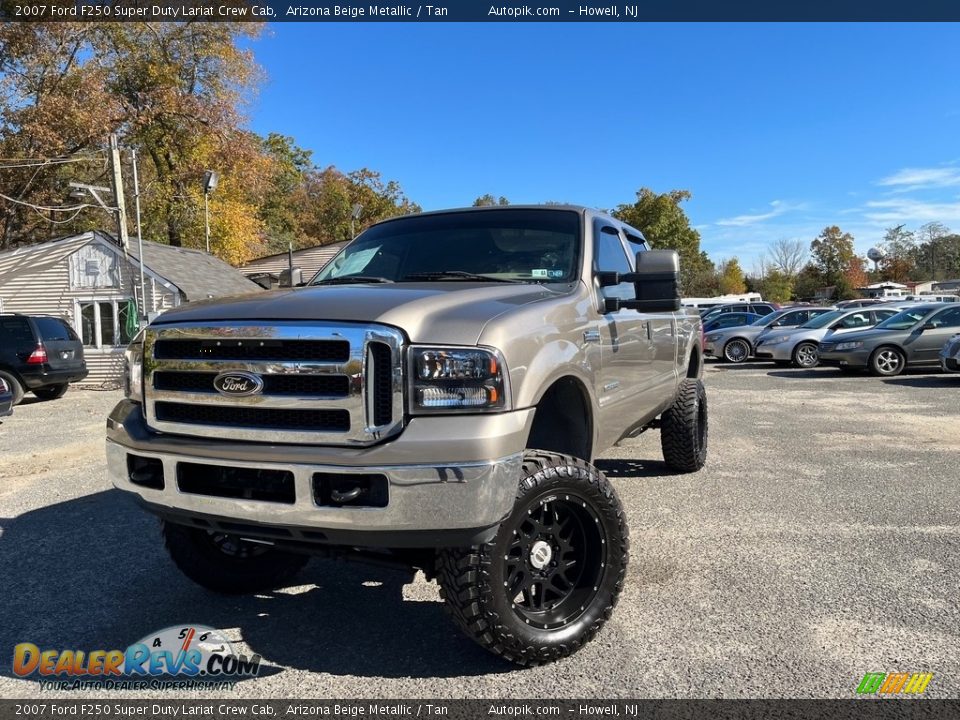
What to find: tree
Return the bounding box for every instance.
[793,263,826,300]
[717,258,747,295]
[878,224,917,283]
[914,222,960,281]
[810,226,857,283]
[613,188,713,295]
[842,256,869,299]
[767,238,807,278]
[756,269,794,303]
[472,194,509,207]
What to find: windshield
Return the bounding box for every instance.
[754,310,789,326]
[311,209,581,284]
[874,305,939,331]
[800,310,844,329]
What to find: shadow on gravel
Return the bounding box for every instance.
[0,490,509,682]
[881,375,960,388]
[595,458,680,478]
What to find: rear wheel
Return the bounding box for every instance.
[792,342,819,369]
[436,451,628,666]
[33,383,68,400]
[162,521,309,594]
[0,370,24,406]
[869,346,906,377]
[722,339,750,364]
[660,379,708,472]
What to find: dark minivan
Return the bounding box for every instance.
[0,314,88,405]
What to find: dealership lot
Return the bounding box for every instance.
[1,364,958,699]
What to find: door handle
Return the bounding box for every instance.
[583,329,601,343]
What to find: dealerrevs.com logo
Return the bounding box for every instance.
[13,625,261,691]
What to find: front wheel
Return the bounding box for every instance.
[162,521,309,594]
[436,451,628,667]
[33,383,68,400]
[0,370,25,406]
[869,346,906,377]
[792,342,819,369]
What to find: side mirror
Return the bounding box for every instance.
[921,322,936,331]
[606,250,681,312]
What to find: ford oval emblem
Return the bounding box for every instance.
[213,371,264,397]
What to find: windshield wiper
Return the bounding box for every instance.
[313,275,394,285]
[402,271,520,283]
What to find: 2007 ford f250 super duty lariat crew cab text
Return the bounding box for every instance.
[107,206,708,666]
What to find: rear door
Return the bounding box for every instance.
[32,317,85,372]
[0,316,36,368]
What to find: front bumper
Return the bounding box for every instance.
[819,349,871,368]
[107,400,531,548]
[753,342,791,361]
[941,353,960,373]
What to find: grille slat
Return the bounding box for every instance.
[155,402,350,432]
[154,339,350,362]
[370,342,393,426]
[154,371,350,397]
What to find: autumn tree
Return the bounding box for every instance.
[717,258,747,295]
[756,269,794,303]
[613,188,713,295]
[914,222,960,280]
[878,224,917,283]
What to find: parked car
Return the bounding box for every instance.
[703,306,833,363]
[819,303,960,376]
[0,314,88,405]
[835,298,888,309]
[0,376,12,418]
[754,307,899,368]
[702,312,762,333]
[940,333,960,373]
[701,302,778,321]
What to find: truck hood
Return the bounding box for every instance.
[151,282,565,345]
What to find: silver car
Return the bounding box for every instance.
[703,307,833,363]
[940,333,960,373]
[754,307,899,368]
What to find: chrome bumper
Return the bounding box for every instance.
[106,401,530,547]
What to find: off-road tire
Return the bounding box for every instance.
[0,370,25,406]
[722,339,750,364]
[869,346,906,377]
[792,342,819,369]
[660,378,708,472]
[33,383,68,400]
[436,451,628,667]
[162,521,308,594]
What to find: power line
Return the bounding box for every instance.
[0,152,105,166]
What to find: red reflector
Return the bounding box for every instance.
[27,345,48,364]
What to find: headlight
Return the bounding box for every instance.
[123,336,144,403]
[409,346,508,414]
[705,333,723,342]
[834,341,864,351]
[767,335,792,345]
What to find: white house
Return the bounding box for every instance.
[0,231,262,383]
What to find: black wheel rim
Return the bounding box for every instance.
[207,532,266,559]
[502,494,606,630]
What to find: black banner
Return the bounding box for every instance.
[2,701,960,720]
[4,0,960,21]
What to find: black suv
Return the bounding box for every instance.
[0,314,88,405]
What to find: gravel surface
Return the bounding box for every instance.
[1,364,958,699]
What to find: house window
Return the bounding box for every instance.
[77,299,137,348]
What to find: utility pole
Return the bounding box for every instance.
[108,134,130,250]
[131,149,147,321]
[202,170,218,254]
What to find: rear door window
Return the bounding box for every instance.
[0,316,34,345]
[35,317,78,341]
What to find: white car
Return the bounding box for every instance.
[940,333,960,373]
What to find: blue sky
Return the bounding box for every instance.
[247,23,960,268]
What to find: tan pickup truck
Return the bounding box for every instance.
[107,206,707,666]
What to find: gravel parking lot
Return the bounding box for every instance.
[1,363,958,699]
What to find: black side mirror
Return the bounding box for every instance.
[595,250,681,313]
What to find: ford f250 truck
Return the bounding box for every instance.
[107,206,707,666]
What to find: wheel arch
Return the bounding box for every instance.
[525,375,594,463]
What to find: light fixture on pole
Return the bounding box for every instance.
[350,202,363,239]
[202,170,219,254]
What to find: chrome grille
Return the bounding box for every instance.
[144,322,405,445]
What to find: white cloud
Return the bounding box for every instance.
[863,198,960,225]
[715,200,802,227]
[876,166,960,192]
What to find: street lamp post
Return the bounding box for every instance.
[202,170,219,254]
